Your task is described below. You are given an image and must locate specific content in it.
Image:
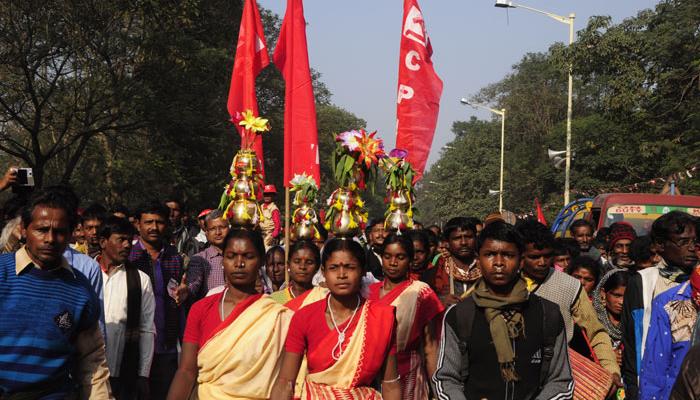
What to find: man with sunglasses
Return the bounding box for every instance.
[621,211,698,399]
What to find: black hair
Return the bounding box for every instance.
[477,221,525,254]
[602,270,629,293]
[289,240,321,267]
[265,245,284,261]
[427,224,441,235]
[553,238,581,258]
[443,217,477,241]
[515,219,554,250]
[381,232,415,260]
[21,185,79,230]
[567,256,600,284]
[592,236,607,250]
[364,218,384,237]
[569,219,594,234]
[425,229,439,247]
[223,229,266,260]
[2,195,29,221]
[321,238,366,269]
[651,211,696,244]
[81,203,108,224]
[135,200,170,221]
[163,197,182,208]
[407,229,430,251]
[111,204,130,217]
[98,216,135,239]
[465,217,483,227]
[629,235,654,263]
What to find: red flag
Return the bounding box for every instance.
[227,0,270,173]
[535,197,548,226]
[395,0,443,181]
[273,0,320,187]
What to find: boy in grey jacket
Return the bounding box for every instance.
[433,221,573,400]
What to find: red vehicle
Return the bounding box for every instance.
[585,193,700,235]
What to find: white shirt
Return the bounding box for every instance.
[102,265,156,378]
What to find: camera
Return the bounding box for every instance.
[11,168,35,194]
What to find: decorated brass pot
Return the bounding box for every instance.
[385,209,410,231]
[227,199,259,227]
[291,205,318,241]
[384,189,413,231]
[233,150,259,175]
[231,176,254,199]
[389,190,410,211]
[328,188,362,238]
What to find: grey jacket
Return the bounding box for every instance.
[432,303,574,400]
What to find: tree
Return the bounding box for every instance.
[0,0,144,187]
[419,0,699,224]
[419,117,501,223]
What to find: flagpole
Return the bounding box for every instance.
[284,187,291,285]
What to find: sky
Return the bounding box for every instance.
[257,0,660,170]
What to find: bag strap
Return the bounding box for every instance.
[539,298,558,389]
[454,297,476,344]
[120,264,143,382]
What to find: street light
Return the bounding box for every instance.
[494,0,575,206]
[460,98,506,212]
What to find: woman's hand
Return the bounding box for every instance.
[269,351,303,400]
[380,353,402,400]
[166,342,199,400]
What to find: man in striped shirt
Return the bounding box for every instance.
[0,186,112,399]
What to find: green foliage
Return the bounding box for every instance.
[419,0,699,224]
[0,0,366,216]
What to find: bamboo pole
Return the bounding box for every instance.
[284,187,291,285]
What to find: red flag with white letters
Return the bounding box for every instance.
[227,0,270,174]
[395,0,443,181]
[273,0,320,187]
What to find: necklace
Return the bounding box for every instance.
[288,285,296,299]
[219,287,229,321]
[328,294,361,361]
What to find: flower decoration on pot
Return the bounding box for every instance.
[325,129,385,237]
[289,173,321,241]
[219,110,271,227]
[381,148,416,232]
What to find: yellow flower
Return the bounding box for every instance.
[238,110,270,133]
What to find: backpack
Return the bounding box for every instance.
[452,296,559,391]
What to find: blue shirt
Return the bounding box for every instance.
[639,281,696,400]
[62,248,105,336]
[0,249,100,397]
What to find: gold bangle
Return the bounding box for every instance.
[382,375,401,384]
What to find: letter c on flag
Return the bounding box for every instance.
[397,84,414,104]
[405,50,421,71]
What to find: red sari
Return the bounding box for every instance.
[368,279,444,400]
[285,296,396,399]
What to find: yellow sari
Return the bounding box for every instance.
[196,295,293,399]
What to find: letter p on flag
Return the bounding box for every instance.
[395,0,443,181]
[397,85,414,104]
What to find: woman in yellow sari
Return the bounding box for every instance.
[270,238,402,400]
[368,233,444,400]
[167,229,293,400]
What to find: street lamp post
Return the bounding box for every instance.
[460,98,506,212]
[495,0,575,206]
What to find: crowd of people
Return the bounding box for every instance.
[0,167,698,400]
